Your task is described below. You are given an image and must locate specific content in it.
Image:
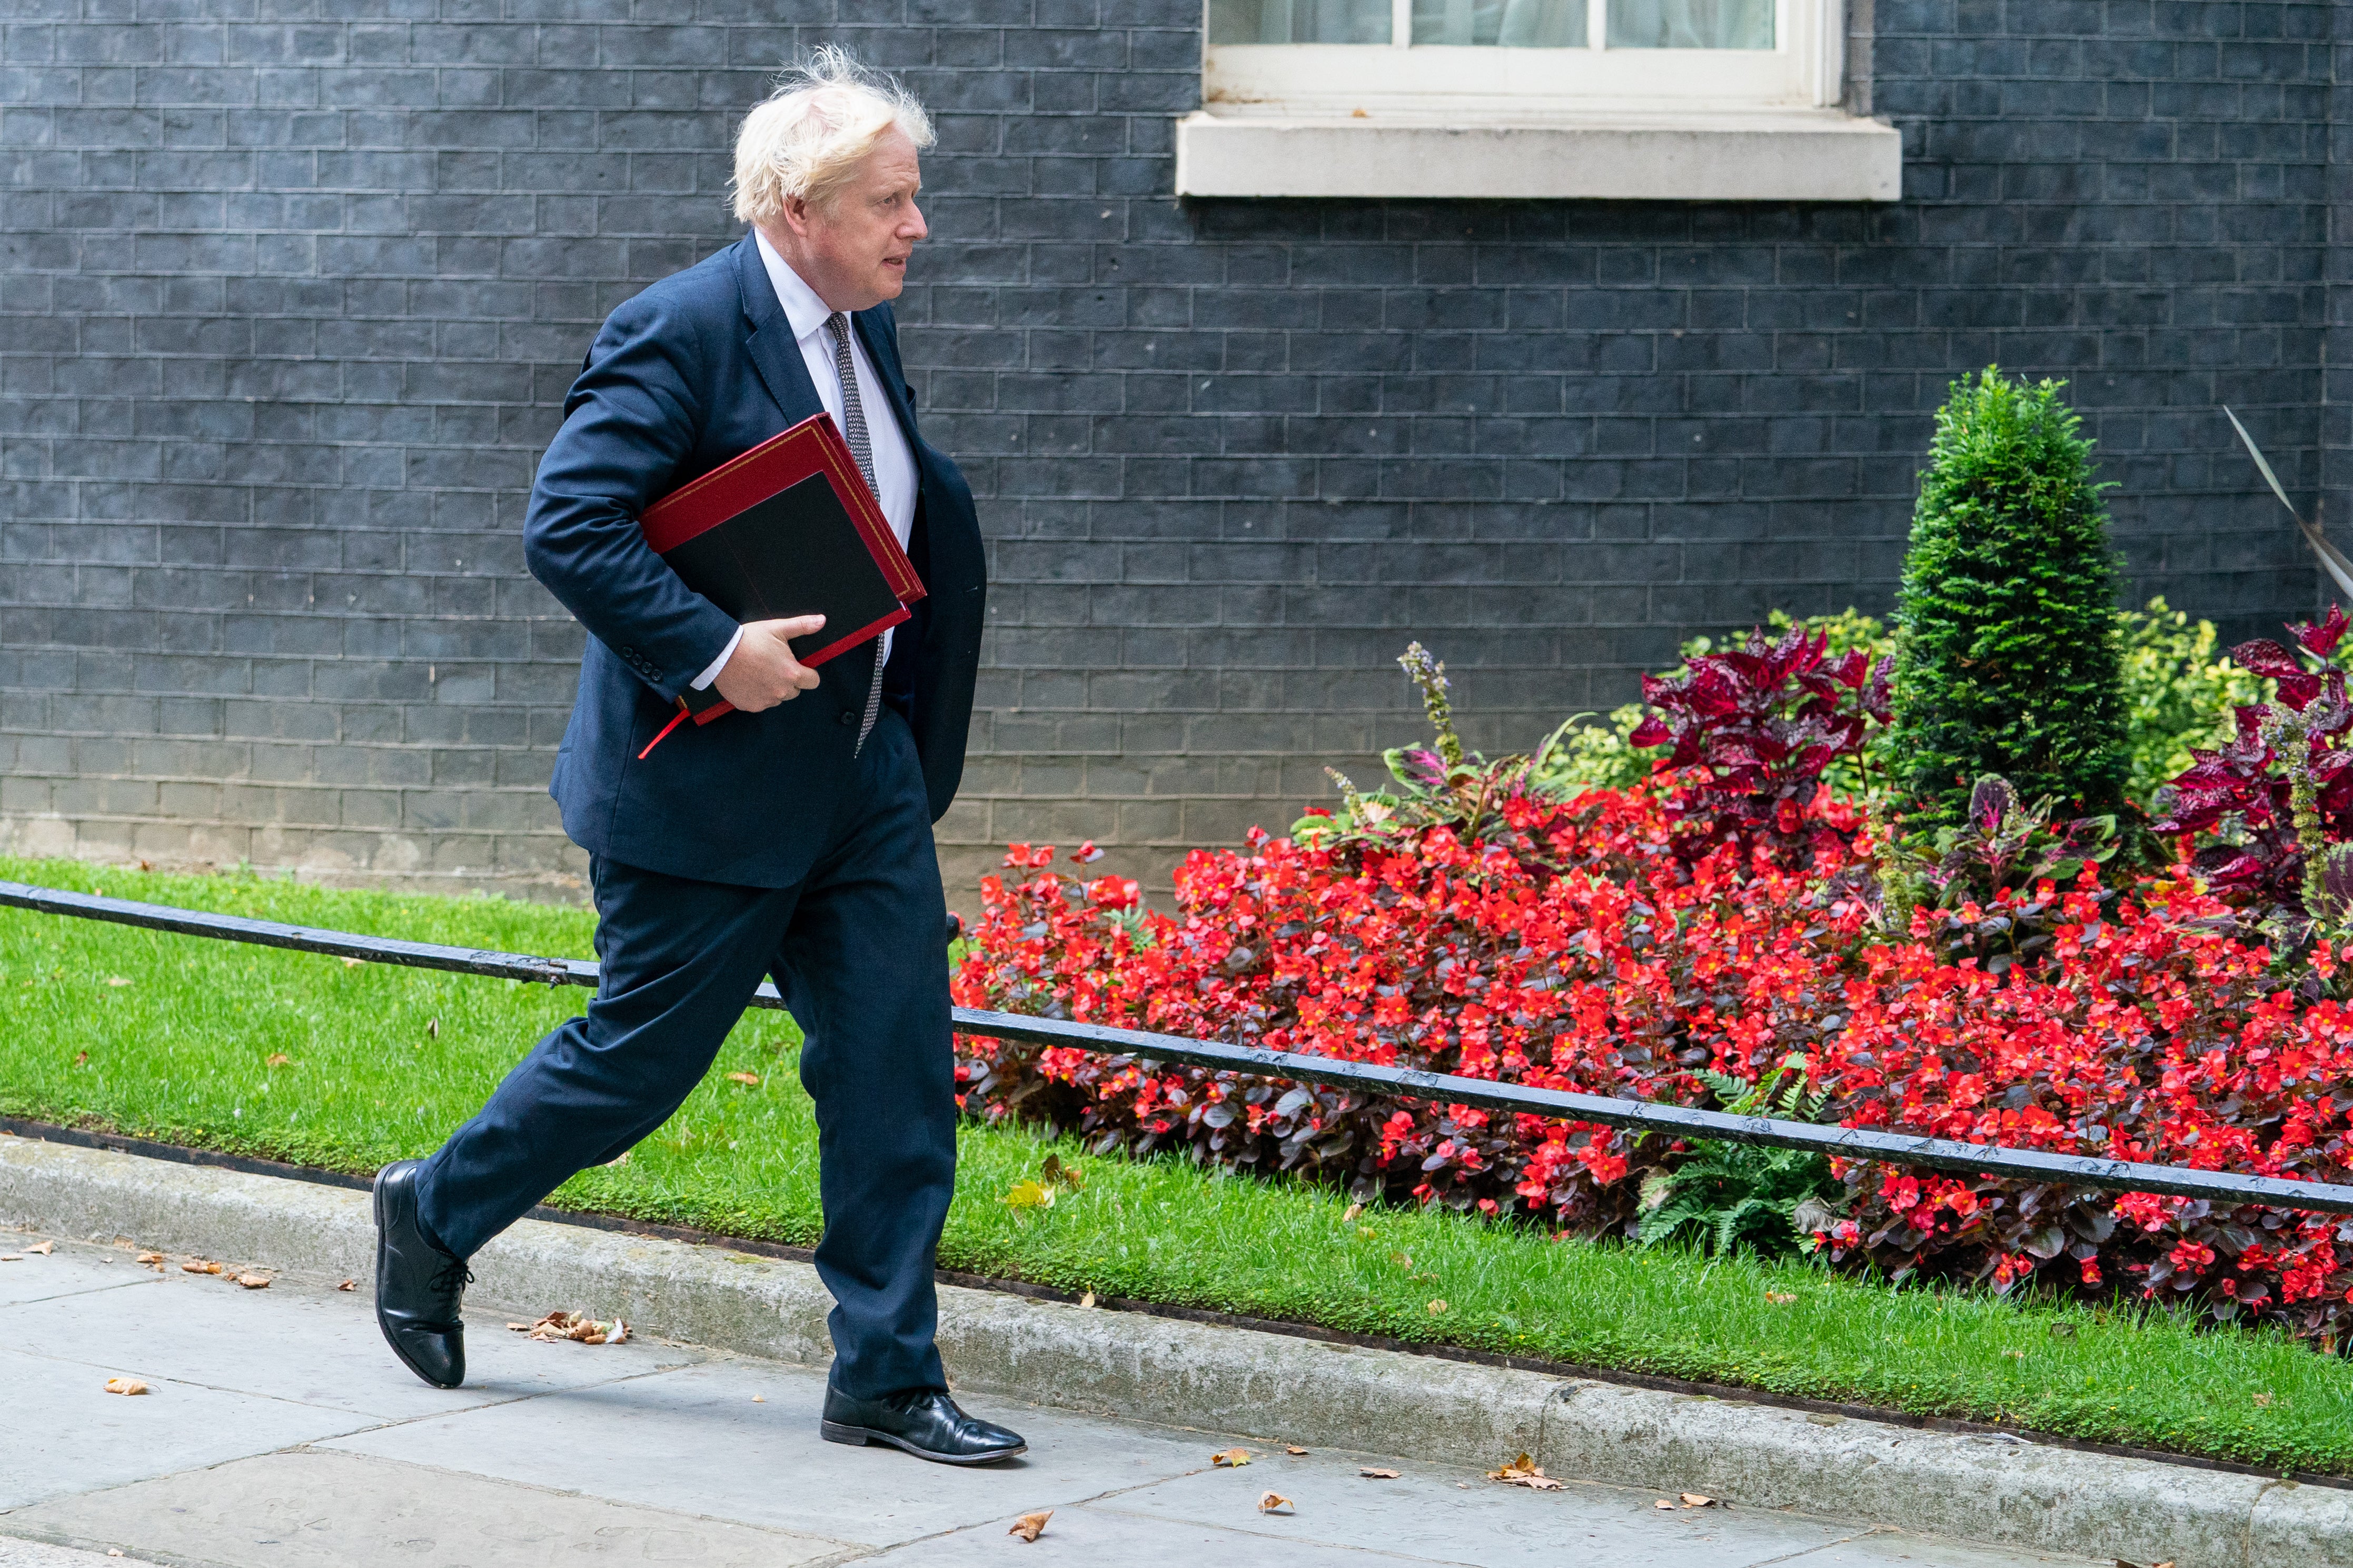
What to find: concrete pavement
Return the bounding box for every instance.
[0,1226,2087,1568]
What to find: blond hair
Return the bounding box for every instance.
[731,46,935,225]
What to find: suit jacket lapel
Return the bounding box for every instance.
[733,235,823,426]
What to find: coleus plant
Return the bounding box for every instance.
[2157,605,2353,934]
[1627,624,1893,870]
[952,622,2353,1348]
[1295,642,1576,860]
[1883,774,2122,974]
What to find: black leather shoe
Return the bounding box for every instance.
[373,1158,470,1390]
[821,1384,1027,1465]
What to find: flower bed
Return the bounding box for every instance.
[952,781,2353,1349]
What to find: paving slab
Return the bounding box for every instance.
[0,1139,2284,1566]
[0,1541,159,1567]
[0,1343,376,1513]
[842,1503,1468,1566]
[0,1222,2116,1568]
[3,1261,701,1420]
[5,1450,850,1567]
[1093,1455,1863,1567]
[318,1355,1227,1544]
[1783,1536,2111,1567]
[0,1246,151,1308]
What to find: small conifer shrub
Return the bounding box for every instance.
[1885,369,2130,827]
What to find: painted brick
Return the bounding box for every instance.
[0,6,2336,902]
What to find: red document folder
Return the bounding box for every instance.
[634,413,926,757]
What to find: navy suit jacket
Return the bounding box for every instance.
[525,235,986,889]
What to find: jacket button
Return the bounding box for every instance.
[838,710,855,726]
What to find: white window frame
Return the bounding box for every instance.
[1178,0,1900,202]
[1208,0,1841,112]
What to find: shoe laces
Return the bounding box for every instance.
[428,1255,474,1297]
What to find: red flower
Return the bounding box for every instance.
[952,750,2353,1346]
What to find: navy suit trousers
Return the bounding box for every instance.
[413,707,957,1399]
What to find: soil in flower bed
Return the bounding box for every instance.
[3,857,2350,1474]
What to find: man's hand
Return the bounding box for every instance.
[712,615,827,712]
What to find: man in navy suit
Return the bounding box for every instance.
[369,49,1022,1466]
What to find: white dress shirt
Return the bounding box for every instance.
[690,230,920,690]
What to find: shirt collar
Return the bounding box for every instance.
[752,228,838,346]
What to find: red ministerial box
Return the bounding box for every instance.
[633,413,926,757]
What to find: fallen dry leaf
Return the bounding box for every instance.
[506,1322,532,1331]
[343,956,364,968]
[0,1254,19,1262]
[1360,1467,1399,1480]
[135,1251,162,1264]
[72,1051,88,1066]
[1488,1453,1565,1491]
[1342,1202,1364,1223]
[236,1274,270,1290]
[27,1240,54,1255]
[521,1309,628,1345]
[104,1377,148,1396]
[726,1072,761,1086]
[752,1395,765,1403]
[2002,1349,2026,1360]
[265,1053,291,1068]
[1427,1299,1448,1315]
[336,1279,355,1292]
[2253,1391,2276,1407]
[105,976,131,987]
[1286,1445,1308,1456]
[1007,1510,1051,1542]
[181,1261,216,1275]
[426,1017,439,1038]
[1210,1448,1252,1467]
[1257,1490,1294,1514]
[1764,1291,1798,1305]
[1654,1499,1676,1510]
[1077,1290,1096,1309]
[1001,1180,1054,1210]
[1680,1492,1716,1507]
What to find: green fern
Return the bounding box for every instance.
[1636,1055,1843,1257]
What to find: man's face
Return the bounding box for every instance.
[773,127,927,313]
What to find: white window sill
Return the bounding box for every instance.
[1173,107,1901,202]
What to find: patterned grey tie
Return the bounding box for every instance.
[824,312,887,756]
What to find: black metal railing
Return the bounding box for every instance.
[7,876,2352,1216]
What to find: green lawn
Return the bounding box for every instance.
[3,855,2350,1474]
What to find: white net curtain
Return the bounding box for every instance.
[1207,0,1775,47]
[1411,0,1584,46]
[1605,0,1772,47]
[1207,0,1393,43]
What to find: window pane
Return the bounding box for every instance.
[1208,0,1393,44]
[1606,0,1774,47]
[1411,0,1585,46]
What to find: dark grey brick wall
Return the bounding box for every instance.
[0,0,2332,902]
